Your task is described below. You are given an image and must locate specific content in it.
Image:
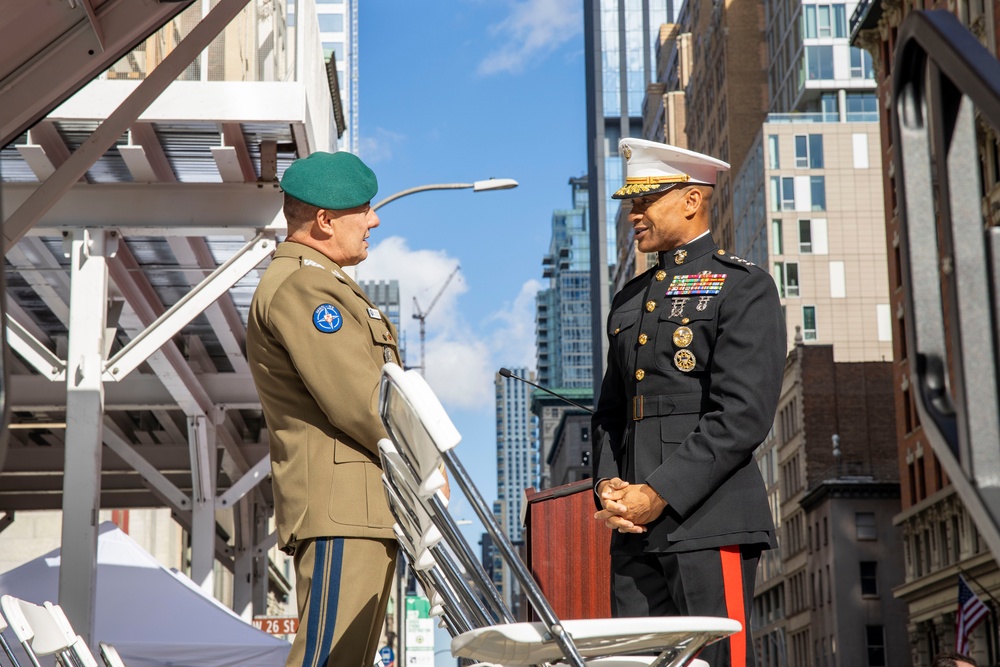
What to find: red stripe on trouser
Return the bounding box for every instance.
[720,545,747,667]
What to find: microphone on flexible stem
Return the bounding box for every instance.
[498,368,594,414]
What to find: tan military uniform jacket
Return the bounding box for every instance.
[247,241,400,550]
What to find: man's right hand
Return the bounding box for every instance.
[596,477,630,513]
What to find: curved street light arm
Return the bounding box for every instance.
[372,183,474,211]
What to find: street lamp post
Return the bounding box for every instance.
[372,178,518,211]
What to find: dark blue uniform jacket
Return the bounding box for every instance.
[593,232,786,554]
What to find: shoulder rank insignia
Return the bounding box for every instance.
[313,304,343,333]
[666,273,727,296]
[303,258,325,269]
[728,254,756,267]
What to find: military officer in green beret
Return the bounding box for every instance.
[248,151,400,667]
[592,139,786,667]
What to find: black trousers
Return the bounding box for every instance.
[611,545,761,667]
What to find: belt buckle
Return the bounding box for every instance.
[633,395,643,421]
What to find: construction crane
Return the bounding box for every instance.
[412,265,460,376]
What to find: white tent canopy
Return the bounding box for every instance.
[0,522,289,667]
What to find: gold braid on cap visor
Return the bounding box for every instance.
[613,173,691,197]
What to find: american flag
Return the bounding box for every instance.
[956,574,990,654]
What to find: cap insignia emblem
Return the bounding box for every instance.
[623,144,632,161]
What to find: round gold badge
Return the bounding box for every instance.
[645,300,656,312]
[673,326,693,348]
[638,333,649,345]
[674,350,696,372]
[635,369,645,381]
[655,270,667,281]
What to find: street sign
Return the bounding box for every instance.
[379,646,394,667]
[252,616,299,635]
[404,595,433,667]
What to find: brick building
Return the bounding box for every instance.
[755,341,905,666]
[852,0,1000,661]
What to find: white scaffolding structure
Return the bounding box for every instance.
[0,0,340,643]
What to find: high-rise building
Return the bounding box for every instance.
[494,368,540,609]
[682,0,770,252]
[584,0,678,389]
[852,1,1000,662]
[732,118,891,360]
[312,0,357,153]
[535,176,594,488]
[613,21,694,290]
[537,176,593,391]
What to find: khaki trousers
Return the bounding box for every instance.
[287,537,397,667]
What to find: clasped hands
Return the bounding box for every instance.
[594,477,667,534]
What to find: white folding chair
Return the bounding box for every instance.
[0,605,25,667]
[0,596,99,667]
[377,363,733,667]
[97,643,125,667]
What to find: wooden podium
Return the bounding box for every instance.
[523,479,611,620]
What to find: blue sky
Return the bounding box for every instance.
[357,5,585,511]
[357,1,587,658]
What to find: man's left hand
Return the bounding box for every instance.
[609,483,667,526]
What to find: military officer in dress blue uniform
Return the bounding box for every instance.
[592,139,786,667]
[248,152,400,667]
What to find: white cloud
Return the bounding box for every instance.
[477,0,582,76]
[485,277,541,368]
[359,127,405,164]
[358,236,541,412]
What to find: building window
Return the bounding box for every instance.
[810,176,827,211]
[318,14,344,32]
[866,625,887,666]
[802,305,816,339]
[772,219,783,254]
[786,263,801,297]
[847,93,879,121]
[851,47,875,79]
[806,45,835,80]
[860,561,878,596]
[782,177,796,211]
[768,135,780,169]
[857,512,877,540]
[794,134,824,168]
[804,4,848,38]
[322,41,344,61]
[774,262,799,297]
[799,219,812,252]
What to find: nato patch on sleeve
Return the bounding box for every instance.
[313,304,343,333]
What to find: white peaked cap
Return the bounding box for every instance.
[613,138,730,199]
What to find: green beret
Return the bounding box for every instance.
[280,151,378,210]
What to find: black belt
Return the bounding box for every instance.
[632,392,704,420]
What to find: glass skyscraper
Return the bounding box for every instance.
[585,0,677,390]
[537,176,593,390]
[494,367,540,610]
